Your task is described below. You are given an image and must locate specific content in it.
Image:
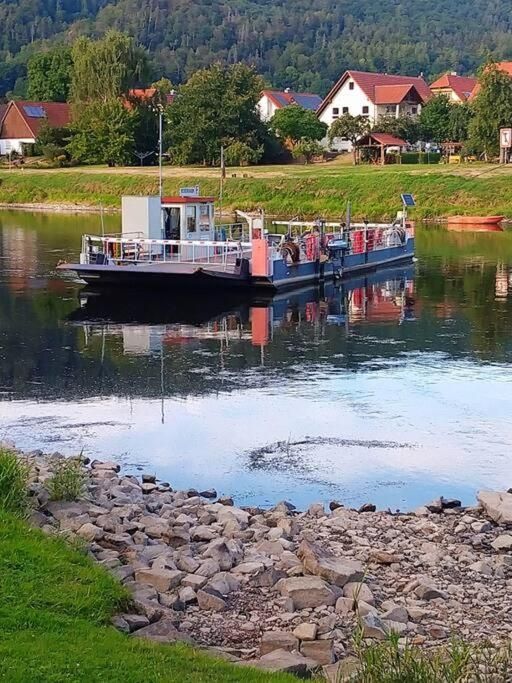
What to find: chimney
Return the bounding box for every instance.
[284,87,290,93]
[450,71,457,76]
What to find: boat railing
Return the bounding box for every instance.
[215,223,248,242]
[81,235,252,270]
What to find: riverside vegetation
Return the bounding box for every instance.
[3,444,512,681]
[1,163,512,221]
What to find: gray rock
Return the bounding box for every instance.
[477,491,512,525]
[382,605,408,623]
[76,522,103,542]
[300,639,335,665]
[248,649,317,675]
[175,554,200,573]
[134,568,184,592]
[207,572,240,596]
[358,503,376,513]
[200,489,217,499]
[293,623,318,642]
[178,586,197,604]
[120,613,150,632]
[414,582,446,601]
[132,617,191,643]
[297,539,363,587]
[277,576,338,609]
[191,525,218,542]
[491,534,512,551]
[196,559,221,578]
[181,573,208,590]
[361,613,388,640]
[197,587,227,612]
[343,582,375,606]
[260,631,299,656]
[251,567,287,588]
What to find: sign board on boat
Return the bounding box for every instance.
[179,186,200,198]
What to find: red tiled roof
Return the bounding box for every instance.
[470,62,512,99]
[10,101,70,137]
[360,132,407,146]
[261,89,322,111]
[128,88,175,105]
[317,70,431,115]
[0,103,7,125]
[374,84,421,105]
[430,73,477,101]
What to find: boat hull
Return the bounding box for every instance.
[59,240,415,291]
[447,215,504,226]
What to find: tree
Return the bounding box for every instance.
[328,114,370,164]
[292,138,323,164]
[27,46,72,102]
[67,99,136,166]
[70,31,151,105]
[419,95,454,143]
[270,105,327,145]
[448,102,473,143]
[468,63,512,158]
[167,63,268,166]
[224,141,263,166]
[374,114,421,143]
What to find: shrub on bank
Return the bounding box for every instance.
[0,448,30,516]
[48,457,87,501]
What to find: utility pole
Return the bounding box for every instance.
[158,108,164,200]
[219,145,225,223]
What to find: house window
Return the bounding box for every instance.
[349,81,354,90]
[385,106,394,114]
[332,107,339,119]
[362,106,369,115]
[342,106,349,114]
[411,106,418,114]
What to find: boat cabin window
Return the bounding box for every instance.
[186,205,197,233]
[164,207,180,239]
[199,204,210,232]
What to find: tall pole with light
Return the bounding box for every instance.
[158,107,164,201]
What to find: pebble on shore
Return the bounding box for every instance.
[11,445,512,677]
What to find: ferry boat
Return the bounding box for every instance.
[57,191,415,291]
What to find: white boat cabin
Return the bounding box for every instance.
[121,195,216,241]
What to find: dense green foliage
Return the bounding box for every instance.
[419,95,472,143]
[0,512,291,682]
[26,45,72,102]
[468,64,512,157]
[167,63,269,166]
[270,105,327,145]
[1,0,512,97]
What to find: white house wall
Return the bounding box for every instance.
[318,79,375,152]
[0,138,35,155]
[257,95,278,122]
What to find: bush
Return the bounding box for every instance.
[348,633,512,682]
[400,151,441,164]
[0,449,30,517]
[224,141,263,166]
[48,458,86,501]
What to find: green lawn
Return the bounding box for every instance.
[0,513,294,683]
[0,161,511,220]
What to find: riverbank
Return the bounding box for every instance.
[1,163,512,220]
[4,445,512,680]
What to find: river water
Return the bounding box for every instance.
[1,210,512,510]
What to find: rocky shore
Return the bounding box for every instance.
[15,448,512,679]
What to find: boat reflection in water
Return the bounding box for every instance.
[68,265,416,358]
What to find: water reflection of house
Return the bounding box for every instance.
[0,225,38,293]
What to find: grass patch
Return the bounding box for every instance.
[1,163,512,220]
[0,448,30,517]
[48,457,87,501]
[0,512,294,682]
[344,633,512,682]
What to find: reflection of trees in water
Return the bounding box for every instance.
[1,222,512,400]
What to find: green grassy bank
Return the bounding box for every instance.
[0,512,293,683]
[0,162,512,220]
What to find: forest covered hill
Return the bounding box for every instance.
[1,0,512,97]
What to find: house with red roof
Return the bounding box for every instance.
[469,62,512,100]
[430,72,477,103]
[257,88,322,121]
[0,100,70,156]
[317,70,431,151]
